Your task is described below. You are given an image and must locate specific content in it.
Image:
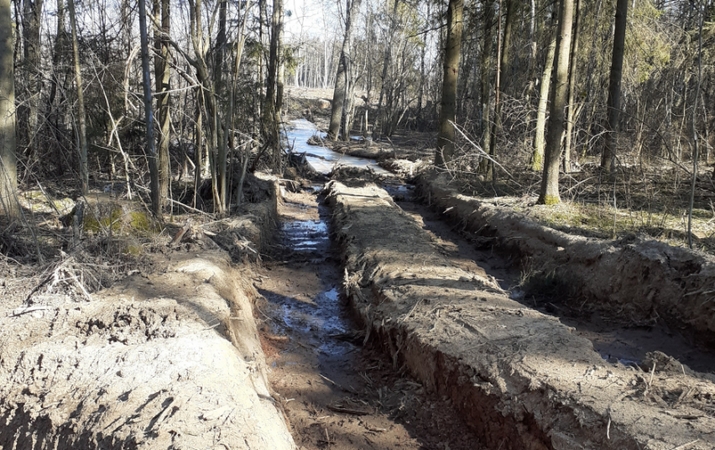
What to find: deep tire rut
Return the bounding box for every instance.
[256,187,484,450]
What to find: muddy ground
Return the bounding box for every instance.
[326,178,715,449]
[1,85,715,449]
[0,176,295,449]
[255,187,485,449]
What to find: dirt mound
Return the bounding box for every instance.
[325,180,715,450]
[0,178,295,449]
[418,172,715,347]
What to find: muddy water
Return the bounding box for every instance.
[286,119,388,175]
[257,188,484,449]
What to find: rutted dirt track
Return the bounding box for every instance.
[255,187,485,449]
[325,179,715,449]
[2,151,715,448]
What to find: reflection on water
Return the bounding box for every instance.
[286,119,388,175]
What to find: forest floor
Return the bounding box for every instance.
[0,87,712,448]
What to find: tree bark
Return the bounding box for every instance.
[68,0,89,194]
[538,0,574,205]
[328,0,361,141]
[138,0,161,216]
[478,0,494,173]
[602,0,628,173]
[0,0,18,217]
[21,0,43,157]
[434,0,464,166]
[264,0,283,166]
[531,28,556,171]
[154,0,171,212]
[563,0,580,173]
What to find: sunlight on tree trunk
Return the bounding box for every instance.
[538,0,574,205]
[0,0,18,217]
[531,29,556,172]
[435,0,464,167]
[563,0,581,173]
[602,0,628,174]
[328,0,361,141]
[154,0,171,212]
[68,0,88,194]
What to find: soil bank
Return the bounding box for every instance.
[325,179,715,450]
[417,172,715,348]
[0,175,295,449]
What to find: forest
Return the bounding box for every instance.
[0,0,714,253]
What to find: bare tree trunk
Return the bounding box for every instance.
[531,28,556,171]
[154,0,171,212]
[523,0,537,149]
[68,0,89,194]
[215,0,228,208]
[488,0,515,180]
[328,0,361,140]
[478,0,494,173]
[602,0,628,173]
[0,0,18,217]
[435,0,464,166]
[22,0,43,158]
[138,0,161,216]
[563,0,580,173]
[538,0,574,205]
[264,0,283,164]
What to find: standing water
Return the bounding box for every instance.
[253,119,483,449]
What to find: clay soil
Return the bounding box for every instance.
[255,187,484,449]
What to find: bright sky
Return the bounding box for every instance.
[284,0,341,41]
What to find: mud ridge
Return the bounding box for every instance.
[325,180,715,450]
[0,174,295,449]
[417,172,715,347]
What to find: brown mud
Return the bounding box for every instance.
[0,176,295,449]
[326,178,715,449]
[256,186,485,449]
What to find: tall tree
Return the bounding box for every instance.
[478,0,494,172]
[328,0,362,141]
[67,0,89,194]
[21,0,44,157]
[0,0,18,217]
[537,0,574,205]
[264,0,284,166]
[138,0,160,215]
[435,0,464,166]
[563,0,581,173]
[601,0,629,173]
[154,0,170,212]
[531,29,556,171]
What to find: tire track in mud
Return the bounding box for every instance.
[255,187,484,450]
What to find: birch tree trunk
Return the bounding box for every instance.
[531,29,556,171]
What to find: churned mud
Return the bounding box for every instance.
[255,187,485,449]
[326,179,715,449]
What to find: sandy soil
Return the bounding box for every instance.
[0,179,295,449]
[326,179,715,449]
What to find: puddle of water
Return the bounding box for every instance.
[286,119,389,175]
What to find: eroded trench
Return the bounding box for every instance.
[255,120,715,449]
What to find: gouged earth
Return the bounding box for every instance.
[325,179,715,450]
[0,177,295,449]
